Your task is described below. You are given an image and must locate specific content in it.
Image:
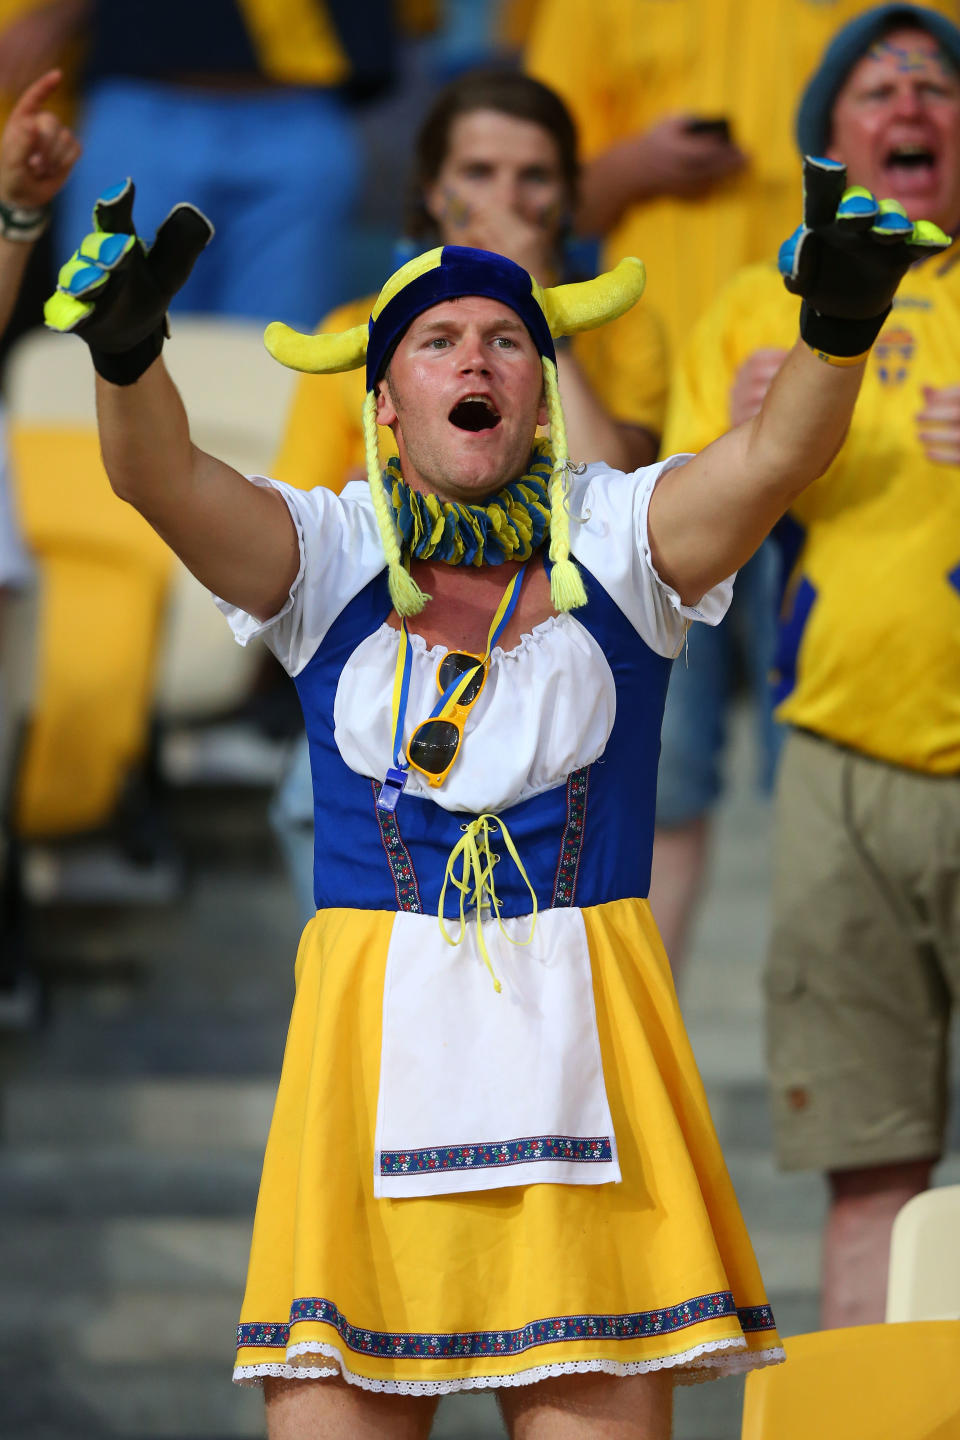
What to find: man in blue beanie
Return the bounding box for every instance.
[665,3,960,1330]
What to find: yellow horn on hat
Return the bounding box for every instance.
[263,319,368,374]
[541,256,646,337]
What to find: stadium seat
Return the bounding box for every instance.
[4,320,295,838]
[741,1322,960,1439]
[887,1187,960,1323]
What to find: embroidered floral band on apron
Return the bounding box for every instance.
[372,563,620,1199]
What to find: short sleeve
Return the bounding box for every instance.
[569,457,735,657]
[214,476,385,676]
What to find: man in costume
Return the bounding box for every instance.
[665,2,960,1331]
[44,152,944,1433]
[270,66,668,923]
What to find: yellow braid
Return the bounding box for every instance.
[362,390,429,617]
[542,358,587,612]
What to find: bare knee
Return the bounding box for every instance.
[821,1159,935,1329]
[828,1158,934,1208]
[264,1374,439,1440]
[499,1370,674,1439]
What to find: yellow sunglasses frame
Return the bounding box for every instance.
[405,650,489,788]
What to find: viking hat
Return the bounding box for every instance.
[264,245,646,616]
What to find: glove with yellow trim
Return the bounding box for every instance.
[779,156,950,360]
[44,179,214,385]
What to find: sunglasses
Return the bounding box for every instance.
[406,649,489,787]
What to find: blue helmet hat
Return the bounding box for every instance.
[796,3,960,157]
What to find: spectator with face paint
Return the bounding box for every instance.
[663,3,960,1328]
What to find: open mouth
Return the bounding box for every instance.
[449,395,501,432]
[884,143,937,176]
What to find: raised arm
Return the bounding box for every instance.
[96,360,298,620]
[648,158,949,604]
[0,69,79,338]
[46,181,299,620]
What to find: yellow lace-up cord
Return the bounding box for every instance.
[438,814,538,994]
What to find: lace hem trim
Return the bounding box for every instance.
[233,1335,786,1395]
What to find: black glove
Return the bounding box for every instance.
[44,178,214,384]
[779,156,949,358]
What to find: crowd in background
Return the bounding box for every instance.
[1,0,959,1358]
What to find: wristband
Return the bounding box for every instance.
[90,325,165,386]
[0,197,49,243]
[805,345,871,368]
[799,299,889,359]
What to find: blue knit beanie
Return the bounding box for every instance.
[796,4,960,156]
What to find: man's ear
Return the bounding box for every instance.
[376,375,399,427]
[537,386,549,430]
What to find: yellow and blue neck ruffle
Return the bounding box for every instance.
[386,440,553,567]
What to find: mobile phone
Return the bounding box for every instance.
[686,117,732,142]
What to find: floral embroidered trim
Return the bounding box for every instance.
[552,766,589,906]
[233,1335,787,1393]
[736,1305,777,1332]
[379,1134,613,1175]
[237,1293,777,1360]
[371,779,422,913]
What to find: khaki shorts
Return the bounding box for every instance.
[765,728,960,1173]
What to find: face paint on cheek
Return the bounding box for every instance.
[535,200,563,231]
[441,187,471,228]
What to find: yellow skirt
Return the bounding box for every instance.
[234,898,783,1393]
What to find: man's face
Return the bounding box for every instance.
[827,27,960,232]
[376,295,548,502]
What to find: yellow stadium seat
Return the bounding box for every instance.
[887,1187,960,1323]
[741,1323,960,1440]
[4,321,296,835]
[8,424,173,836]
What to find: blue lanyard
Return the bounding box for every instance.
[377,563,527,812]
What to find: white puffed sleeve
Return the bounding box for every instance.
[214,477,385,676]
[567,456,735,658]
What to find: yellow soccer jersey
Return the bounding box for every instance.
[664,249,960,775]
[271,288,668,493]
[525,0,959,355]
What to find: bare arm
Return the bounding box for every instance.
[648,156,952,605]
[96,358,299,621]
[576,117,746,237]
[0,68,79,336]
[648,340,862,605]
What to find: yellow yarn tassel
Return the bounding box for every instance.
[363,390,430,616]
[542,358,587,612]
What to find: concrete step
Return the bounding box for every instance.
[2,1079,276,1149]
[0,1145,262,1218]
[2,1357,267,1440]
[0,1217,252,1294]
